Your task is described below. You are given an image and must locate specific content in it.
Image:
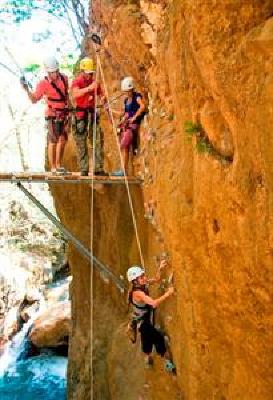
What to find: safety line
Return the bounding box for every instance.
[97,56,145,269]
[90,51,100,400]
[16,181,125,291]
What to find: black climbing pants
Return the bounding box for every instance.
[139,321,166,356]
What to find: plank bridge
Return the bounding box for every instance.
[0,172,142,185]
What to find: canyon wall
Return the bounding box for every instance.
[53,1,273,399]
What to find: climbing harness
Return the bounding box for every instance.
[124,91,147,125]
[129,284,154,324]
[45,73,68,104]
[127,283,154,344]
[43,73,70,137]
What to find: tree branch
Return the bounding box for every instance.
[7,103,29,171]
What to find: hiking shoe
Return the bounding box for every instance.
[94,170,109,176]
[111,170,125,177]
[56,167,71,176]
[80,171,89,176]
[144,355,153,369]
[164,360,176,374]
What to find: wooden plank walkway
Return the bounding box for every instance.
[0,172,142,185]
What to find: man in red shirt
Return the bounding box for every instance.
[21,56,69,174]
[71,57,107,176]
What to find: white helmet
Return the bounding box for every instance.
[127,266,144,282]
[43,56,59,72]
[121,76,134,91]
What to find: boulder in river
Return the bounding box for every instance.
[29,301,70,348]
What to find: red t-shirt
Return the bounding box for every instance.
[71,73,102,117]
[33,73,68,117]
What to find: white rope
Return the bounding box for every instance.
[90,52,100,400]
[96,56,145,269]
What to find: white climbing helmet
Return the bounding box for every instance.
[43,56,59,72]
[127,265,144,282]
[121,76,134,91]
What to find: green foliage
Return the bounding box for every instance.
[22,55,77,76]
[0,0,64,23]
[0,0,88,46]
[195,136,213,155]
[59,63,74,74]
[23,63,40,73]
[184,120,202,135]
[184,120,232,163]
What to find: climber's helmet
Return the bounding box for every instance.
[121,76,134,92]
[80,57,96,73]
[127,265,145,282]
[43,56,59,73]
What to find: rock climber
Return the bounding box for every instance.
[21,56,70,175]
[127,262,176,373]
[111,76,146,176]
[71,57,108,176]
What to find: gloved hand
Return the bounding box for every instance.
[20,76,28,90]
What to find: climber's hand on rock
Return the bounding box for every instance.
[159,259,168,271]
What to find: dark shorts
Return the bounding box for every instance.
[46,118,68,144]
[139,321,166,356]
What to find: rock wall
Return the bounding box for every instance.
[53,1,273,399]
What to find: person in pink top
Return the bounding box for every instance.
[21,56,70,175]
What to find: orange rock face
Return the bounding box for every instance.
[52,0,273,399]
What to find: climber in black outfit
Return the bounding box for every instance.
[127,261,176,373]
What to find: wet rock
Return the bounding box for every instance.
[29,301,71,348]
[25,288,42,303]
[20,302,40,323]
[44,279,71,304]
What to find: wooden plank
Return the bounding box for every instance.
[0,172,142,185]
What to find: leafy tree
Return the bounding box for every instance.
[0,0,89,46]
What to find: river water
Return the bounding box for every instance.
[0,170,68,399]
[0,303,68,400]
[0,279,68,399]
[0,354,67,400]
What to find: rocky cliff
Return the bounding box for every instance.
[53,1,273,399]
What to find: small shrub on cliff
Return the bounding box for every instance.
[184,120,202,136]
[184,120,228,160]
[195,137,213,155]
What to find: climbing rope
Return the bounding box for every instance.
[96,55,145,270]
[90,51,100,400]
